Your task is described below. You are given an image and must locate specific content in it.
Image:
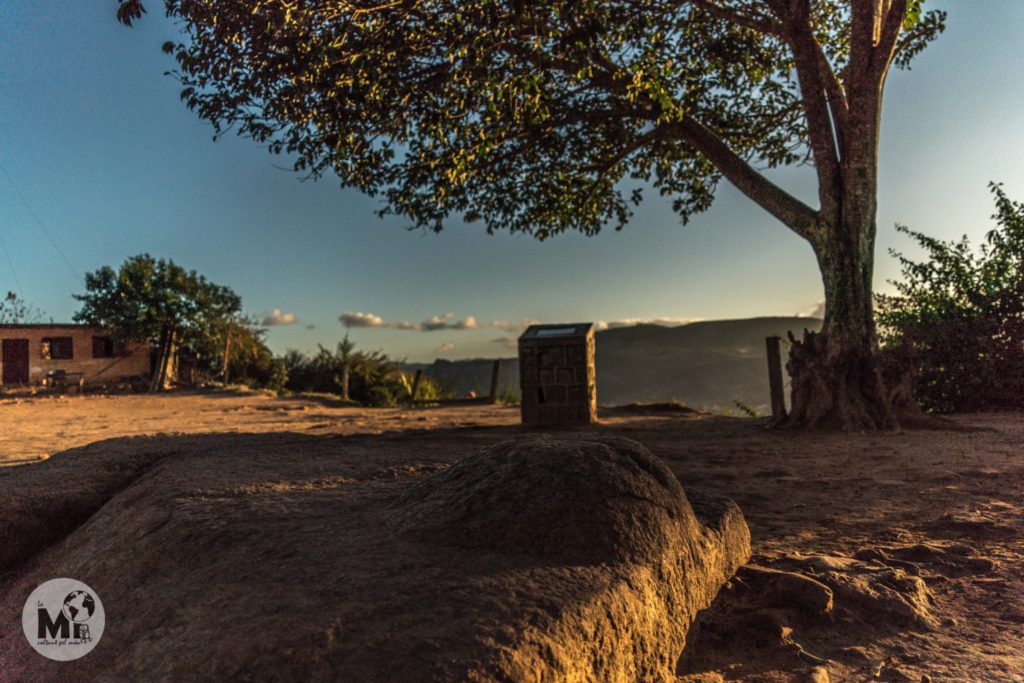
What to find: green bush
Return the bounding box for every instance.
[226,325,288,391]
[281,337,451,407]
[877,184,1024,412]
[497,386,521,406]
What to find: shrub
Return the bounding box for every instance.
[497,386,522,406]
[281,338,451,407]
[877,184,1024,412]
[224,323,287,391]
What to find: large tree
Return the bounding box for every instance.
[117,0,945,427]
[74,254,243,390]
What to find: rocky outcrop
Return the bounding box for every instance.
[391,434,751,681]
[0,433,748,681]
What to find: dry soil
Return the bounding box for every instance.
[1,391,1021,681]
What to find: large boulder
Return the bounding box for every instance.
[0,433,748,681]
[389,434,751,680]
[391,434,703,565]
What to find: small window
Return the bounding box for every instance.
[41,337,74,360]
[92,336,116,359]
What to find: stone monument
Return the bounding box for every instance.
[518,323,597,426]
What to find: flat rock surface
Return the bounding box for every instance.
[0,392,1022,681]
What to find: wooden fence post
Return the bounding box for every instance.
[488,359,502,404]
[765,336,787,422]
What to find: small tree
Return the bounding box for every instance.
[337,334,355,401]
[877,184,1024,412]
[0,292,45,324]
[74,254,243,391]
[218,317,287,390]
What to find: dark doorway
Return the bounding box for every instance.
[2,339,30,385]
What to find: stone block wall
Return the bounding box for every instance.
[519,324,597,426]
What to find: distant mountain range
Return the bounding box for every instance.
[404,316,822,413]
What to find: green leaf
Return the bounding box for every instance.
[904,0,924,29]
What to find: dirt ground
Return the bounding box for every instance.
[1,390,1021,681]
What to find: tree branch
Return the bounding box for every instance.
[809,39,849,156]
[771,1,843,218]
[580,127,666,210]
[509,29,822,240]
[667,117,820,240]
[874,0,908,78]
[848,0,878,92]
[688,0,786,36]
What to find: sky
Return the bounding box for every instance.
[1,1,1022,362]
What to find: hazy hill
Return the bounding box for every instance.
[405,317,822,413]
[593,317,821,411]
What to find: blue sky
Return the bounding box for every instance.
[1,1,1022,361]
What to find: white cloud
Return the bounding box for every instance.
[797,300,826,319]
[420,313,479,331]
[262,309,297,326]
[489,318,540,332]
[340,310,479,332]
[602,317,702,329]
[435,342,456,353]
[341,310,709,339]
[420,313,454,331]
[340,311,389,328]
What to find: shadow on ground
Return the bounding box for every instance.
[1,410,1021,681]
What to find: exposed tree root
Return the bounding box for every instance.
[779,329,932,431]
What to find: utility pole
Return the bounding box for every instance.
[222,323,232,384]
[488,359,502,404]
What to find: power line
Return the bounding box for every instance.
[0,160,81,283]
[0,226,22,293]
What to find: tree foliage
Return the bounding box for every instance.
[222,317,288,390]
[118,0,942,238]
[75,254,241,343]
[0,292,45,324]
[282,339,449,406]
[74,254,247,387]
[877,185,1024,412]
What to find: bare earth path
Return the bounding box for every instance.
[1,391,1021,681]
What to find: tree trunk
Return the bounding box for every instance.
[159,330,175,390]
[782,203,919,429]
[148,328,168,393]
[148,328,176,393]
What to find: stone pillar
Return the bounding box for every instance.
[518,323,597,426]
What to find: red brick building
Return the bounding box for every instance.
[0,324,151,387]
